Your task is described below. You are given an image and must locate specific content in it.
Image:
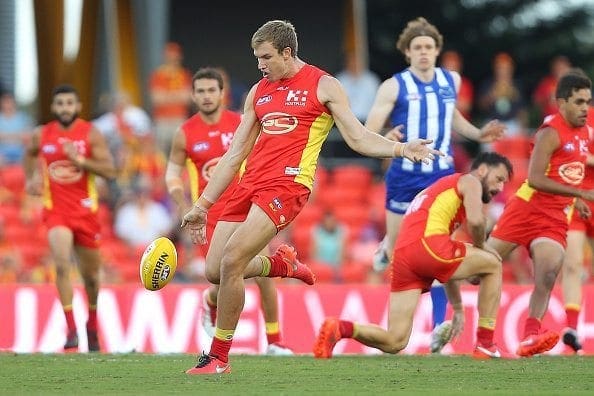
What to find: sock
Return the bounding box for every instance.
[265,322,281,345]
[210,328,235,363]
[339,320,354,338]
[261,254,288,278]
[430,284,448,328]
[63,305,76,332]
[87,305,97,331]
[565,304,580,330]
[523,317,541,338]
[476,317,496,346]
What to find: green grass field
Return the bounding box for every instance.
[2,353,593,395]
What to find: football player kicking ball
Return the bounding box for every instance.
[166,67,292,355]
[314,152,512,360]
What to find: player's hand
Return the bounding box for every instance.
[403,139,444,164]
[575,198,592,219]
[181,206,208,245]
[384,125,404,141]
[450,309,465,341]
[478,120,506,143]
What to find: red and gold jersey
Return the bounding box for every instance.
[515,112,590,220]
[579,108,594,189]
[242,64,335,190]
[181,110,241,201]
[39,119,97,216]
[396,173,466,249]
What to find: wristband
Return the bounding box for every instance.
[195,195,213,211]
[393,142,406,158]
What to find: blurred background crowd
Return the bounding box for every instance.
[1,0,594,287]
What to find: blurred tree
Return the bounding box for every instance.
[367,0,594,127]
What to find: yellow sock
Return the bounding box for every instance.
[259,256,271,276]
[352,323,359,338]
[265,322,279,335]
[478,317,496,330]
[214,327,235,341]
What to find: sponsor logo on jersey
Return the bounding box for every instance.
[261,112,298,134]
[192,142,210,152]
[48,159,83,184]
[284,167,301,176]
[208,130,220,137]
[285,90,308,106]
[406,93,422,101]
[559,161,585,185]
[256,95,273,105]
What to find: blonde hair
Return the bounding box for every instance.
[396,17,443,62]
[251,20,298,57]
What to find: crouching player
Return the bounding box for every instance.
[314,152,512,359]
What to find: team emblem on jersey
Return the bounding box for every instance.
[202,157,221,181]
[48,159,83,184]
[256,95,273,105]
[439,86,455,98]
[558,161,585,185]
[261,112,298,134]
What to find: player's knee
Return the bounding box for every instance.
[541,269,560,290]
[219,250,247,281]
[204,264,220,284]
[383,333,408,354]
[55,264,70,278]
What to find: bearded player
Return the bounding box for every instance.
[23,84,117,352]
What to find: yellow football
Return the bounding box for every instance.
[139,237,177,291]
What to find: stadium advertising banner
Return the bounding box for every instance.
[1,284,593,355]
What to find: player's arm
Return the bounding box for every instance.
[528,127,586,198]
[318,75,440,163]
[452,108,505,143]
[364,78,399,133]
[443,279,464,340]
[67,128,117,180]
[195,84,261,207]
[23,127,42,195]
[458,174,487,249]
[166,128,189,214]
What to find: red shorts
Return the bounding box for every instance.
[220,182,310,231]
[391,235,466,293]
[568,200,594,238]
[43,210,101,248]
[491,197,569,249]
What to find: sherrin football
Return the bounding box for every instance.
[139,237,177,291]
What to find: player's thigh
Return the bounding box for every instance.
[73,245,102,278]
[486,236,518,260]
[205,220,240,275]
[564,230,586,269]
[47,226,75,265]
[449,245,501,280]
[530,238,565,271]
[223,204,278,266]
[386,289,422,339]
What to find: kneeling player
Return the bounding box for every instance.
[314,152,512,359]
